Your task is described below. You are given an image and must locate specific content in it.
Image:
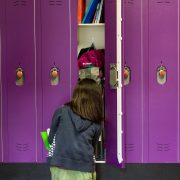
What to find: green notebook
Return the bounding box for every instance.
[41,131,50,150]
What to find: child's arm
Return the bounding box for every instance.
[92,126,102,148]
[48,108,62,144]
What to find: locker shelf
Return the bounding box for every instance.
[78,23,105,27]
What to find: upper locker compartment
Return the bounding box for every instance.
[148,0,179,162]
[3,0,37,162]
[39,0,77,161]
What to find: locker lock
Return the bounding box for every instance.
[157,65,167,85]
[159,69,165,77]
[16,67,24,86]
[50,67,59,86]
[124,69,129,78]
[124,66,130,86]
[17,69,23,79]
[51,69,58,78]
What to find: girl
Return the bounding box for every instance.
[48,78,103,180]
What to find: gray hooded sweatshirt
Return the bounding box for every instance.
[48,105,101,172]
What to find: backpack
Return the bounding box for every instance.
[78,49,104,69]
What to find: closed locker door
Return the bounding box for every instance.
[3,0,37,162]
[40,0,77,160]
[123,0,143,162]
[149,0,179,162]
[0,0,2,162]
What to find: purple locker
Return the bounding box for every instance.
[123,0,180,163]
[105,0,124,167]
[123,0,143,162]
[39,0,77,161]
[2,0,37,162]
[0,0,3,162]
[148,0,179,162]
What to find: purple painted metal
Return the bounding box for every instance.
[40,0,77,161]
[1,0,7,163]
[148,0,179,162]
[35,0,43,163]
[0,0,77,163]
[123,0,143,163]
[70,0,78,92]
[0,0,3,162]
[123,0,180,163]
[105,0,124,168]
[3,0,36,162]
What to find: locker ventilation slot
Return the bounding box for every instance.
[125,0,134,5]
[128,0,134,5]
[16,143,29,151]
[107,0,114,3]
[156,1,171,4]
[125,144,135,152]
[49,0,63,6]
[13,0,27,6]
[157,143,170,152]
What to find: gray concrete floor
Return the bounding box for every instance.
[0,163,180,180]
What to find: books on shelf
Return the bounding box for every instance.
[95,0,104,23]
[79,0,104,24]
[77,0,86,24]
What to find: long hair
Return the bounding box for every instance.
[66,78,103,124]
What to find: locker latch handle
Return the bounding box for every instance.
[124,66,131,86]
[16,67,24,86]
[50,67,59,86]
[110,64,118,89]
[157,65,167,85]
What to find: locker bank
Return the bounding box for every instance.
[1,0,180,179]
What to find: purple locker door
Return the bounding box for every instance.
[105,0,124,167]
[149,0,179,162]
[123,0,144,162]
[0,0,2,162]
[3,0,37,162]
[40,0,77,161]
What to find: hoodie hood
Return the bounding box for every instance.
[66,106,92,132]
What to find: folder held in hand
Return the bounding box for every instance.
[41,131,50,150]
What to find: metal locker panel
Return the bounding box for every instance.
[0,0,3,162]
[149,0,178,162]
[105,0,124,168]
[40,0,76,161]
[70,0,78,92]
[123,0,143,162]
[3,0,37,162]
[35,0,44,163]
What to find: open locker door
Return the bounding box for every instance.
[105,0,124,167]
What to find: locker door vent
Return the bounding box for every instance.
[16,143,29,151]
[107,0,115,4]
[49,0,63,6]
[125,144,135,152]
[13,0,27,6]
[124,0,134,5]
[157,143,170,152]
[156,1,171,4]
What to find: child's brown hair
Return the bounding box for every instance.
[66,78,103,124]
